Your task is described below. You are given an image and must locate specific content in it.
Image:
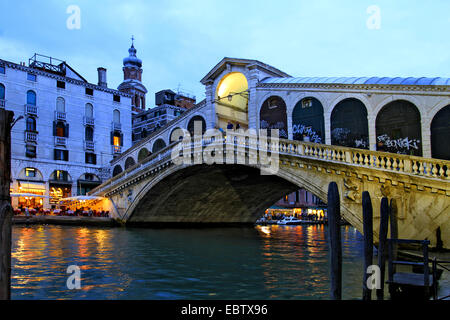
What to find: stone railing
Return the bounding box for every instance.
[91,135,450,196]
[24,131,37,143]
[84,116,94,126]
[55,111,66,121]
[24,104,37,116]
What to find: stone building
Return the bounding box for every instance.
[0,53,132,210]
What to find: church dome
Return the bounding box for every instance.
[123,43,142,69]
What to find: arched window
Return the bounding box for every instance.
[125,157,136,170]
[431,105,450,160]
[187,116,206,137]
[152,139,166,153]
[376,100,422,156]
[138,148,150,161]
[27,90,36,106]
[292,97,324,143]
[0,83,5,100]
[113,109,120,124]
[85,103,93,118]
[85,126,94,141]
[331,98,369,149]
[26,117,36,132]
[112,165,123,177]
[56,97,65,112]
[260,96,288,139]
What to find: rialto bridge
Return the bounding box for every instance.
[89,57,450,248]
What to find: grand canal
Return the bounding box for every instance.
[11,224,375,300]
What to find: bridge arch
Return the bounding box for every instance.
[259,96,288,139]
[137,148,151,162]
[215,72,249,130]
[187,115,206,136]
[125,157,136,170]
[152,138,167,153]
[291,97,325,143]
[330,98,369,149]
[112,165,123,177]
[431,104,450,160]
[375,100,422,156]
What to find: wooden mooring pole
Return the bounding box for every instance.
[327,182,342,300]
[377,197,389,300]
[0,109,13,300]
[362,191,373,300]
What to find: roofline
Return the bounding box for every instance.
[0,58,132,97]
[200,57,291,85]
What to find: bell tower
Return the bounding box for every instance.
[118,36,148,114]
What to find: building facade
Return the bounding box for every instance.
[0,54,132,210]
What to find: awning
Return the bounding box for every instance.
[17,181,46,191]
[10,193,49,198]
[60,196,104,201]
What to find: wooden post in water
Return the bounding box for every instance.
[362,191,373,300]
[0,109,14,300]
[389,199,398,274]
[327,182,341,300]
[377,197,389,300]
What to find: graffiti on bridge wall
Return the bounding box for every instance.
[376,134,421,154]
[260,120,288,139]
[293,124,322,143]
[331,128,369,149]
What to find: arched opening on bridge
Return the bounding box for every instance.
[331,98,369,149]
[112,165,123,177]
[170,127,185,142]
[260,96,288,139]
[187,115,206,137]
[125,157,136,170]
[376,100,422,156]
[431,105,450,160]
[152,139,167,153]
[215,72,249,130]
[292,97,324,143]
[137,148,151,162]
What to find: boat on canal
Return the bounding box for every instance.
[277,216,305,225]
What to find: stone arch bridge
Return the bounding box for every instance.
[90,136,450,249]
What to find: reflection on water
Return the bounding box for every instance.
[12,224,367,299]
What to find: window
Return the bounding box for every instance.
[27,90,36,105]
[54,170,69,181]
[302,99,313,108]
[0,65,5,74]
[113,135,120,146]
[25,145,36,158]
[54,149,69,161]
[113,109,120,124]
[113,95,120,103]
[85,126,94,141]
[85,103,93,118]
[26,117,36,132]
[85,88,94,96]
[0,84,4,100]
[27,73,37,82]
[55,121,65,137]
[25,168,36,178]
[57,81,66,89]
[84,173,95,181]
[85,153,96,164]
[111,131,123,146]
[56,97,65,112]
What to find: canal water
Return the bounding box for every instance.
[11,224,375,300]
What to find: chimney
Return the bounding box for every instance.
[97,67,107,88]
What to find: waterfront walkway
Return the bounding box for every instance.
[13,215,117,227]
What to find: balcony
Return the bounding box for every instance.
[84,116,94,126]
[55,111,66,121]
[112,145,122,155]
[112,122,121,131]
[25,104,38,116]
[0,99,5,109]
[54,136,67,146]
[84,140,95,151]
[25,131,37,143]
